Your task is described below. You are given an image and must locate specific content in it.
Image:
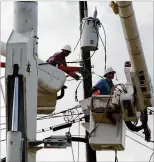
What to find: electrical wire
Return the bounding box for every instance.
[115,151,118,162]
[0,112,84,130]
[0,113,84,131]
[75,108,80,162]
[37,105,81,120]
[126,128,145,139]
[66,50,96,64]
[100,23,107,70]
[71,143,75,162]
[126,135,153,151]
[73,20,86,52]
[149,151,154,162]
[36,117,85,134]
[75,80,83,102]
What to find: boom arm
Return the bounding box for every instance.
[110,1,153,110]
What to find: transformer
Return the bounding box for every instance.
[80,17,100,52]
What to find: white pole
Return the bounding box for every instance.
[14,1,38,35]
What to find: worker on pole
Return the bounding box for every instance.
[92,67,116,95]
[46,45,81,80]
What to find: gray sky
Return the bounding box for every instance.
[1,1,154,162]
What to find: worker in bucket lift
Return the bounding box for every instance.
[46,45,80,80]
[93,67,118,124]
[92,67,116,95]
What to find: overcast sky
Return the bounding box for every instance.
[1,1,154,162]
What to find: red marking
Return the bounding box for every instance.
[93,90,100,95]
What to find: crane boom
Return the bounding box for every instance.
[110,1,152,109]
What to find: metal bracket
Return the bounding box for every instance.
[28,133,87,149]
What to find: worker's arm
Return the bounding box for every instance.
[58,65,81,80]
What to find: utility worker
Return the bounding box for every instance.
[92,67,117,124]
[92,67,116,95]
[46,45,80,80]
[46,45,71,67]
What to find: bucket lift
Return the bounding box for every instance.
[80,94,126,151]
[79,1,153,151]
[37,59,66,114]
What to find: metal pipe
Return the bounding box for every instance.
[11,77,19,131]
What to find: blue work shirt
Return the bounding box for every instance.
[94,79,112,95]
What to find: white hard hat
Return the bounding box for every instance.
[61,45,71,52]
[104,67,116,77]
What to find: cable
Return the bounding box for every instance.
[71,143,75,162]
[149,151,154,162]
[100,23,107,70]
[73,20,86,52]
[75,80,83,102]
[126,135,153,151]
[75,108,80,162]
[126,128,145,139]
[115,151,118,162]
[37,105,81,120]
[0,113,84,131]
[66,50,96,64]
[92,71,104,79]
[37,117,85,134]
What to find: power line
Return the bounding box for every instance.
[71,143,75,162]
[126,135,153,151]
[126,128,145,139]
[36,117,85,134]
[149,151,154,162]
[76,108,80,162]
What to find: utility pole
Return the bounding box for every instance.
[79,2,97,162]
